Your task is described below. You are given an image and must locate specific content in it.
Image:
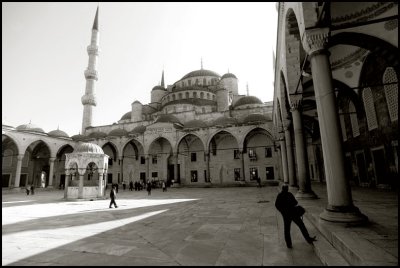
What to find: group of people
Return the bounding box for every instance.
[109,179,168,208]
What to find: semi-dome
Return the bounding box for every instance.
[221,73,237,79]
[108,128,128,137]
[130,125,146,134]
[71,134,87,141]
[87,131,107,139]
[181,69,220,80]
[183,119,208,129]
[241,113,270,124]
[155,114,182,124]
[48,129,69,138]
[74,142,104,154]
[212,116,238,127]
[233,96,263,108]
[152,85,165,91]
[120,111,131,121]
[16,122,46,134]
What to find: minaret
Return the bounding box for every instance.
[161,70,165,88]
[81,6,100,134]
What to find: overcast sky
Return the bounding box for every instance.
[2,2,278,136]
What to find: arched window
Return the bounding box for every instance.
[339,109,347,141]
[195,79,198,85]
[383,67,398,122]
[193,92,197,98]
[2,149,13,167]
[203,78,206,85]
[186,92,189,99]
[172,94,176,101]
[178,93,182,100]
[188,80,192,86]
[200,92,204,99]
[207,93,210,99]
[362,87,378,130]
[348,101,359,137]
[212,95,216,101]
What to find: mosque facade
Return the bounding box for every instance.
[2,7,278,190]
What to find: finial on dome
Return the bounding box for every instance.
[201,57,203,70]
[29,119,31,124]
[246,82,249,96]
[57,125,59,130]
[161,69,165,88]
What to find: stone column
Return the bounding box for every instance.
[78,170,85,199]
[291,101,317,199]
[279,137,289,184]
[119,157,124,183]
[241,150,246,182]
[205,151,210,183]
[146,156,150,182]
[174,153,179,184]
[103,169,108,197]
[98,172,103,197]
[13,155,24,188]
[303,28,367,223]
[64,173,70,199]
[284,125,297,188]
[48,157,56,188]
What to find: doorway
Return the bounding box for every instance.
[372,148,387,185]
[355,151,368,185]
[266,167,274,180]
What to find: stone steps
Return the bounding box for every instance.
[305,212,398,266]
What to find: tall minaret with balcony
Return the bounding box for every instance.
[81,7,99,134]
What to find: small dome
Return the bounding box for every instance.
[155,114,181,124]
[130,125,146,134]
[74,142,104,154]
[152,85,165,91]
[132,100,142,105]
[87,131,107,139]
[233,96,263,108]
[16,123,46,134]
[71,134,87,141]
[108,128,128,137]
[183,119,208,129]
[181,69,220,80]
[221,73,237,79]
[48,129,69,138]
[120,111,131,121]
[212,116,238,127]
[241,113,270,124]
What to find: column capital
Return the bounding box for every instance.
[49,157,56,162]
[290,97,302,112]
[302,28,330,57]
[16,154,25,161]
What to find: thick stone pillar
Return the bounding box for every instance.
[48,157,56,188]
[64,173,70,199]
[284,125,297,188]
[103,169,108,197]
[279,137,289,184]
[303,28,367,223]
[78,171,84,199]
[291,102,317,199]
[13,155,24,188]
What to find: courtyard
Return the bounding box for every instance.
[3,186,322,266]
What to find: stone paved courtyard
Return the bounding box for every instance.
[2,186,322,266]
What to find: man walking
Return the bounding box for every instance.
[275,184,316,248]
[109,186,118,208]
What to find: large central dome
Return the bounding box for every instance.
[181,69,220,80]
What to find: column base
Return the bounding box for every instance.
[295,190,318,199]
[319,205,368,224]
[289,185,299,191]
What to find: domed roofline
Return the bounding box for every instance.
[74,142,104,154]
[48,129,70,138]
[181,69,221,80]
[221,73,237,79]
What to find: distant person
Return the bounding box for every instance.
[122,181,126,190]
[147,181,152,196]
[26,185,30,195]
[257,177,262,188]
[275,184,316,248]
[30,185,35,195]
[129,181,134,191]
[109,186,118,208]
[162,180,167,192]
